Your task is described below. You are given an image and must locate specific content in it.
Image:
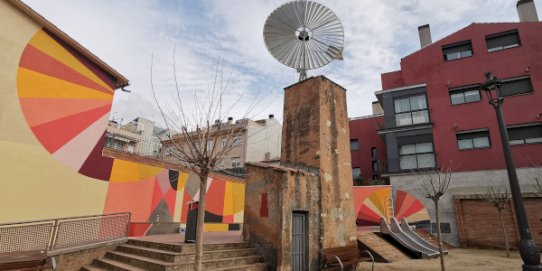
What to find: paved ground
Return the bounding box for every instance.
[356,248,523,271]
[132,230,244,244]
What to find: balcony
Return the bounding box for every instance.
[376,109,432,132]
[380,154,437,175]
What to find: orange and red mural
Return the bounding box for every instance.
[11,28,244,236]
[353,186,429,227]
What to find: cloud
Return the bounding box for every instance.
[23,0,538,123]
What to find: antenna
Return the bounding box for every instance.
[263,0,344,81]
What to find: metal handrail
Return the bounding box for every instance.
[0,212,130,227]
[334,255,344,271]
[361,250,375,271]
[0,212,131,254]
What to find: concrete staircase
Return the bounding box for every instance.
[81,239,268,271]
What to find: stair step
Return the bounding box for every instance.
[127,239,250,253]
[117,244,258,263]
[210,262,268,271]
[198,255,262,270]
[106,251,177,271]
[80,266,108,271]
[93,257,148,271]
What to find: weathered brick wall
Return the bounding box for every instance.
[455,197,542,249]
[54,244,118,270]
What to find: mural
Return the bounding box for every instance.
[353,186,392,226]
[17,29,116,181]
[353,186,430,227]
[393,190,430,224]
[13,29,245,235]
[103,160,245,236]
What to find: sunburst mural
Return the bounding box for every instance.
[393,190,430,223]
[353,186,392,226]
[17,29,116,181]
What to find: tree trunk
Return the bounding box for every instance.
[194,171,209,271]
[434,200,445,271]
[497,209,510,258]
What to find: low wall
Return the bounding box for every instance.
[52,242,123,270]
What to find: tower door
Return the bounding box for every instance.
[292,212,307,270]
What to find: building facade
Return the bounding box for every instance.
[351,1,542,246]
[161,115,282,171]
[349,102,387,185]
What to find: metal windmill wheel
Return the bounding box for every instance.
[263,0,344,81]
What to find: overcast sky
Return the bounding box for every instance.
[24,0,539,125]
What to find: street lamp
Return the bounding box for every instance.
[480,72,541,271]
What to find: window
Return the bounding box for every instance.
[232,136,241,147]
[372,161,378,172]
[350,139,359,151]
[399,142,435,170]
[450,85,481,105]
[443,41,472,61]
[507,124,542,145]
[394,94,429,127]
[221,137,227,148]
[486,30,520,52]
[500,77,533,97]
[371,147,377,160]
[352,167,361,180]
[456,130,490,150]
[207,140,214,150]
[231,157,241,168]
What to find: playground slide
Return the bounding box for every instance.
[380,218,439,259]
[399,218,448,255]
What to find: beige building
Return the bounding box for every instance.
[161,115,282,171]
[105,117,168,157]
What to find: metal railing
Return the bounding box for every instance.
[0,213,130,254]
[376,110,431,130]
[381,156,437,174]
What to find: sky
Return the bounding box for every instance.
[24,0,540,126]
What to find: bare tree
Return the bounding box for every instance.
[149,50,269,271]
[483,185,511,257]
[413,165,452,271]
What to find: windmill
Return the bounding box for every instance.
[263,0,344,81]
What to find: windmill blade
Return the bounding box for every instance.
[263,0,344,76]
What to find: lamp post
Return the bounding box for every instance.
[480,72,541,271]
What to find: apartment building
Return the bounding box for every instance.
[161,115,282,171]
[350,0,542,247]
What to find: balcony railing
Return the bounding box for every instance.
[376,110,430,130]
[380,154,437,174]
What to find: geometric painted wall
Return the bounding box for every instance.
[353,185,392,227]
[393,190,430,224]
[2,16,245,235]
[353,186,430,227]
[17,29,117,181]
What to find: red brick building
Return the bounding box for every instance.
[350,0,542,247]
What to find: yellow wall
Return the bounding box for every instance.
[0,1,108,223]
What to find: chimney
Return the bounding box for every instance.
[418,24,432,48]
[372,101,384,116]
[227,117,233,124]
[517,0,539,22]
[269,114,274,119]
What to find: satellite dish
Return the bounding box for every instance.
[263,0,344,81]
